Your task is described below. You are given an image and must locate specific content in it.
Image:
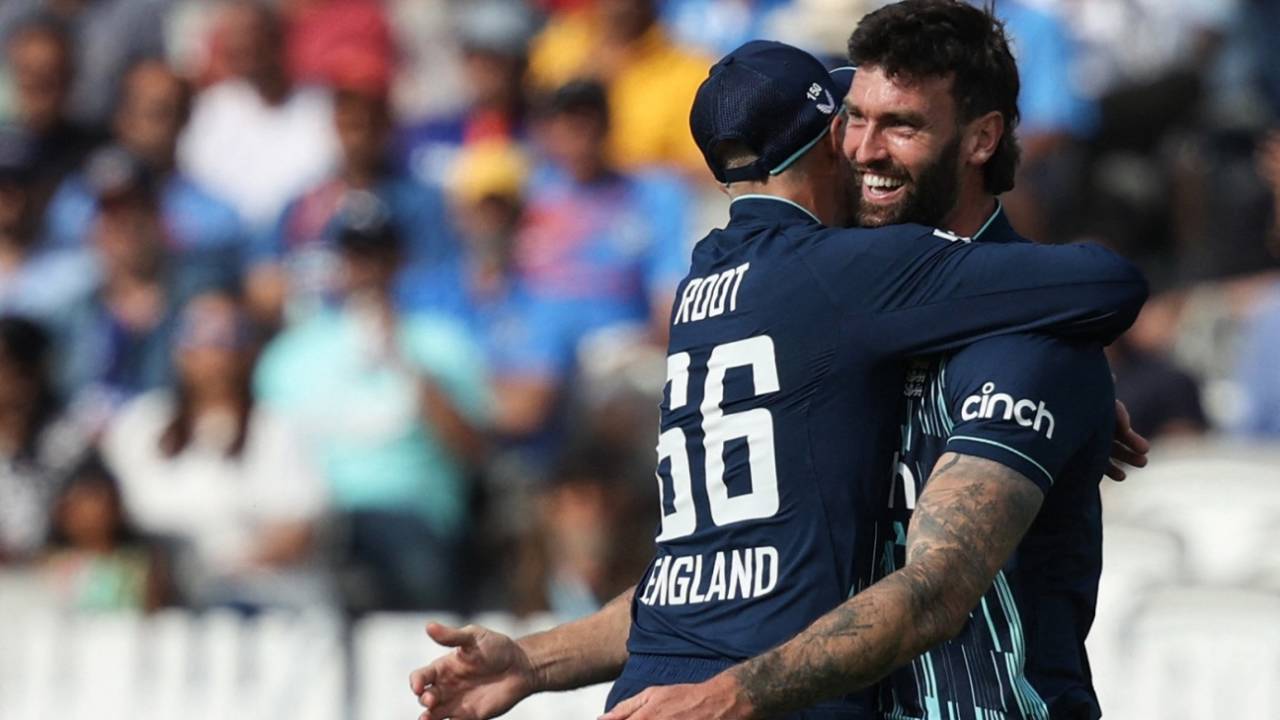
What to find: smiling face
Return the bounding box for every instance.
[841,65,963,228]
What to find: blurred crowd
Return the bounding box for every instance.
[0,0,1277,620]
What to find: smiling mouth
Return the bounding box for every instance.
[861,172,907,202]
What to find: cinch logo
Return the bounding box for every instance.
[960,382,1056,439]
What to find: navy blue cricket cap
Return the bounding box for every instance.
[690,40,855,184]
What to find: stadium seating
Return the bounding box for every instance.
[1127,587,1280,719]
[2,442,1279,720]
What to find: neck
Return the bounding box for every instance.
[729,182,833,226]
[343,164,380,189]
[189,388,242,416]
[253,73,289,105]
[941,181,997,237]
[0,409,32,457]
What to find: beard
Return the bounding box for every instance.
[852,134,962,229]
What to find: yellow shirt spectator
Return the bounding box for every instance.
[529,10,711,175]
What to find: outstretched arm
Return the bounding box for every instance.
[601,454,1042,720]
[411,586,634,720]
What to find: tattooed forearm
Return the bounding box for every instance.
[725,454,1044,719]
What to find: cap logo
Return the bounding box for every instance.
[807,82,836,115]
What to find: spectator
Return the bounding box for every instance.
[177,0,338,232]
[248,71,455,327]
[994,0,1099,245]
[100,291,329,610]
[4,16,102,218]
[0,317,89,564]
[58,147,238,424]
[1108,336,1209,440]
[518,80,689,345]
[396,0,537,187]
[405,141,575,473]
[0,127,96,318]
[661,0,792,57]
[44,59,245,255]
[0,1,168,129]
[513,443,654,617]
[254,201,489,610]
[40,453,167,612]
[527,0,711,174]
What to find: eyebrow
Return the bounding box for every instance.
[845,101,927,128]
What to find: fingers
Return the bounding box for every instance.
[1111,439,1147,466]
[1104,462,1127,482]
[410,664,435,695]
[427,622,482,649]
[599,690,650,720]
[1113,401,1151,457]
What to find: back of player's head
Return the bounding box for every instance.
[848,0,1021,194]
[690,40,852,185]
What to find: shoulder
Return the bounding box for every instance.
[947,334,1110,383]
[102,390,173,462]
[943,335,1114,427]
[113,390,176,432]
[401,312,484,364]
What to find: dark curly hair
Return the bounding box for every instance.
[848,0,1021,194]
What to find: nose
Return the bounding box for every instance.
[845,123,888,168]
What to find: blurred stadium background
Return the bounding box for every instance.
[0,0,1277,717]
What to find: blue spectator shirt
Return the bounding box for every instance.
[515,165,691,340]
[44,171,246,254]
[996,0,1098,138]
[1235,283,1280,437]
[256,173,459,314]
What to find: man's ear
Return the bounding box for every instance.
[964,111,1004,168]
[826,112,847,156]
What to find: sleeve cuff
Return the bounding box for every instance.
[945,435,1054,493]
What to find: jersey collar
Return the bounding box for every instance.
[970,199,1015,243]
[729,194,822,226]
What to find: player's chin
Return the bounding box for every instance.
[856,201,910,228]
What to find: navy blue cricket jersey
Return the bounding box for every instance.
[872,207,1114,720]
[611,196,1144,717]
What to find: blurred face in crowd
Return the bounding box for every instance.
[220,2,283,89]
[841,65,964,228]
[458,195,522,266]
[597,0,657,41]
[56,477,123,552]
[116,62,190,171]
[334,90,390,177]
[462,49,525,112]
[0,180,31,244]
[541,109,608,184]
[0,353,39,426]
[92,189,165,280]
[176,293,250,398]
[7,27,72,133]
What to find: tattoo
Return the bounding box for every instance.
[728,454,1043,719]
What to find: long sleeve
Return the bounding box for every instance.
[802,226,1148,359]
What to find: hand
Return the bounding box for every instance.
[1105,399,1150,481]
[409,622,538,720]
[598,674,755,720]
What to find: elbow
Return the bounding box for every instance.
[915,601,971,651]
[896,564,974,654]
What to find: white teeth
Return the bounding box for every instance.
[863,173,905,190]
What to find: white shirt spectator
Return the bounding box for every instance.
[177,79,338,232]
[101,390,328,605]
